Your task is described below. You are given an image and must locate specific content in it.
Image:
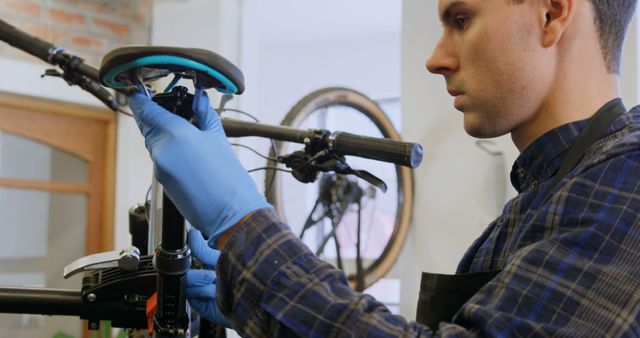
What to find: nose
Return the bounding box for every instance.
[426,36,458,76]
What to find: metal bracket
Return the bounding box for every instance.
[63,246,141,279]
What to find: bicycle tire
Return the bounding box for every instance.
[265,87,414,289]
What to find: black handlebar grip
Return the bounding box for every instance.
[0,19,55,63]
[331,132,423,168]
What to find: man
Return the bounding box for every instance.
[129,0,640,336]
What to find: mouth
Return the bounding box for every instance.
[448,89,465,110]
[447,88,464,97]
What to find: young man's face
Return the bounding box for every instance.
[427,0,554,142]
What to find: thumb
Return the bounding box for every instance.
[128,93,151,134]
[192,89,220,131]
[188,227,221,267]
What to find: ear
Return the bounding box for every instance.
[541,0,576,47]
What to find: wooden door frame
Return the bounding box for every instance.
[0,91,116,253]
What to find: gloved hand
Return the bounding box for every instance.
[129,89,272,243]
[187,227,230,327]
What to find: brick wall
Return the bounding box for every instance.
[0,0,151,67]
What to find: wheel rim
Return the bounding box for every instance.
[265,88,414,290]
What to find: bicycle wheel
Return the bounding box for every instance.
[265,87,414,291]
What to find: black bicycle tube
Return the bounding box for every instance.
[152,175,190,337]
[0,287,83,316]
[0,19,55,63]
[0,287,149,329]
[222,118,423,168]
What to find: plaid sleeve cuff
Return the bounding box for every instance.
[216,208,313,333]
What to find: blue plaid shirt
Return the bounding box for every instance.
[217,103,640,337]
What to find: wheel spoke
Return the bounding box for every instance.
[314,205,347,257]
[355,200,365,292]
[299,198,323,239]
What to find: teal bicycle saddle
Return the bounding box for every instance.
[99,46,244,95]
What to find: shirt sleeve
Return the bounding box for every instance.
[216,146,640,338]
[215,208,433,337]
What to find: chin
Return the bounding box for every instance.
[465,128,492,139]
[464,121,507,139]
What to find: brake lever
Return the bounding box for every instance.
[328,160,387,193]
[42,68,121,112]
[280,150,388,192]
[41,68,62,78]
[343,168,387,193]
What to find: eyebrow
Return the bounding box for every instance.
[440,0,466,23]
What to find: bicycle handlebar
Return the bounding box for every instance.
[0,19,54,63]
[331,132,422,169]
[222,118,423,168]
[0,19,121,110]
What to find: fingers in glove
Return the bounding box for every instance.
[186,284,216,299]
[188,298,231,327]
[188,227,221,267]
[128,93,152,135]
[186,269,216,287]
[128,92,189,134]
[192,89,219,131]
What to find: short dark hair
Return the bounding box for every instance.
[591,0,637,73]
[512,0,637,74]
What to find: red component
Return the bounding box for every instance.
[146,292,158,333]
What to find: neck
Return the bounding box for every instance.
[511,73,620,151]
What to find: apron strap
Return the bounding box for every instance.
[542,98,625,202]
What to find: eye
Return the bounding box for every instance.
[454,16,469,30]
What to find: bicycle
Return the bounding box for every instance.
[0,19,423,338]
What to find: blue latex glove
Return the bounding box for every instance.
[187,227,230,327]
[129,89,271,243]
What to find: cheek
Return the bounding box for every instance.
[473,26,537,102]
[463,38,540,135]
[460,26,513,89]
[500,31,551,110]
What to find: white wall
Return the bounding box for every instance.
[622,15,640,105]
[252,33,401,123]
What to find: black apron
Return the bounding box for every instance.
[415,99,625,328]
[416,270,500,328]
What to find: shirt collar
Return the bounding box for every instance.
[510,98,627,193]
[510,120,588,193]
